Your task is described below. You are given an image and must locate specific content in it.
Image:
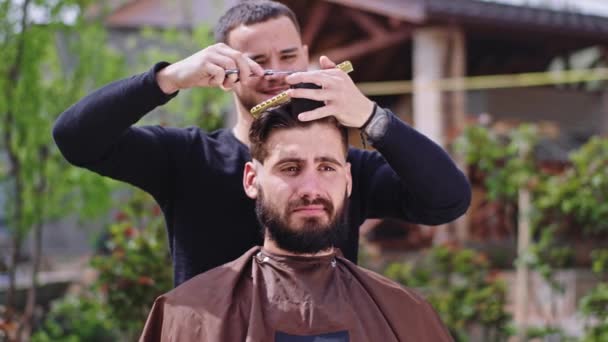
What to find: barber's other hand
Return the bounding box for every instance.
[285,55,374,128]
[156,43,264,94]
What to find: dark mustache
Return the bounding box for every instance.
[287,196,334,214]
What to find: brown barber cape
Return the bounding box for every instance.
[140,247,453,342]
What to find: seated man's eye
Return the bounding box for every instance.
[282,166,300,173]
[320,166,335,172]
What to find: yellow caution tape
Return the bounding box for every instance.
[356,67,608,95]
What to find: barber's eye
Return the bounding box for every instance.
[282,55,296,61]
[319,165,336,172]
[254,58,267,65]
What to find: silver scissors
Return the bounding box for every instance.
[225,69,298,77]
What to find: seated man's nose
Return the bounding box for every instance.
[297,176,323,195]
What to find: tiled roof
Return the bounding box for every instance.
[424,0,608,37]
[105,0,608,39]
[327,0,608,39]
[104,0,239,29]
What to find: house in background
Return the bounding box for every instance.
[273,0,608,334]
[282,0,608,141]
[0,0,605,332]
[273,0,608,250]
[8,0,604,272]
[102,0,608,146]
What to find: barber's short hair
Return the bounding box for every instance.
[249,84,348,163]
[214,0,301,44]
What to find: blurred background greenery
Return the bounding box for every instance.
[0,0,607,341]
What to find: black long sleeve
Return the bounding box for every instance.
[53,62,471,286]
[53,62,180,200]
[355,109,471,225]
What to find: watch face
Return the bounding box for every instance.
[275,330,349,342]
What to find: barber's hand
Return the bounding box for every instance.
[285,55,374,128]
[156,43,264,94]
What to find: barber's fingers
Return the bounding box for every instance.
[218,46,264,82]
[205,54,238,87]
[205,63,227,88]
[319,55,336,69]
[287,88,329,102]
[286,69,342,88]
[297,106,334,122]
[233,53,265,81]
[216,45,264,83]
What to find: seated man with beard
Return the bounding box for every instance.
[139,95,453,342]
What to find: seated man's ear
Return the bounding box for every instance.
[243,161,259,199]
[346,162,352,197]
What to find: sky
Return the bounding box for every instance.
[8,0,608,26]
[8,0,79,26]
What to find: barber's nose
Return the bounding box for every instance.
[267,57,280,71]
[265,72,284,82]
[264,59,285,81]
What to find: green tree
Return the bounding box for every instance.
[90,191,172,340]
[135,24,230,129]
[455,124,608,339]
[536,137,608,235]
[0,0,124,339]
[579,249,608,342]
[32,17,231,340]
[81,23,230,340]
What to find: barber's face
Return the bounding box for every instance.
[227,16,309,111]
[243,124,352,253]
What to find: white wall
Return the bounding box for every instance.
[468,87,605,135]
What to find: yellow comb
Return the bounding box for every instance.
[250,61,354,117]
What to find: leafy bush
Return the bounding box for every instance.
[579,249,608,342]
[32,191,171,341]
[31,294,118,342]
[456,124,608,340]
[454,124,538,202]
[90,191,172,340]
[524,225,574,291]
[536,137,608,235]
[384,244,513,341]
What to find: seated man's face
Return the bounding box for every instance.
[244,123,352,254]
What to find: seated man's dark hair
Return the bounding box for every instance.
[214,0,301,44]
[249,84,348,163]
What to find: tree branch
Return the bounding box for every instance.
[4,0,32,319]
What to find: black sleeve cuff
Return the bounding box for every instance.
[146,61,179,105]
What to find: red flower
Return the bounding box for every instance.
[486,270,501,282]
[474,253,489,265]
[124,226,137,238]
[115,211,128,222]
[113,248,125,259]
[138,276,155,286]
[442,240,461,252]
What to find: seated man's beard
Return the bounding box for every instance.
[255,188,349,254]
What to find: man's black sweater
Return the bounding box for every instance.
[53,63,471,286]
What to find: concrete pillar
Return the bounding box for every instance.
[413,27,449,146]
[413,26,469,242]
[413,26,466,145]
[515,188,532,339]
